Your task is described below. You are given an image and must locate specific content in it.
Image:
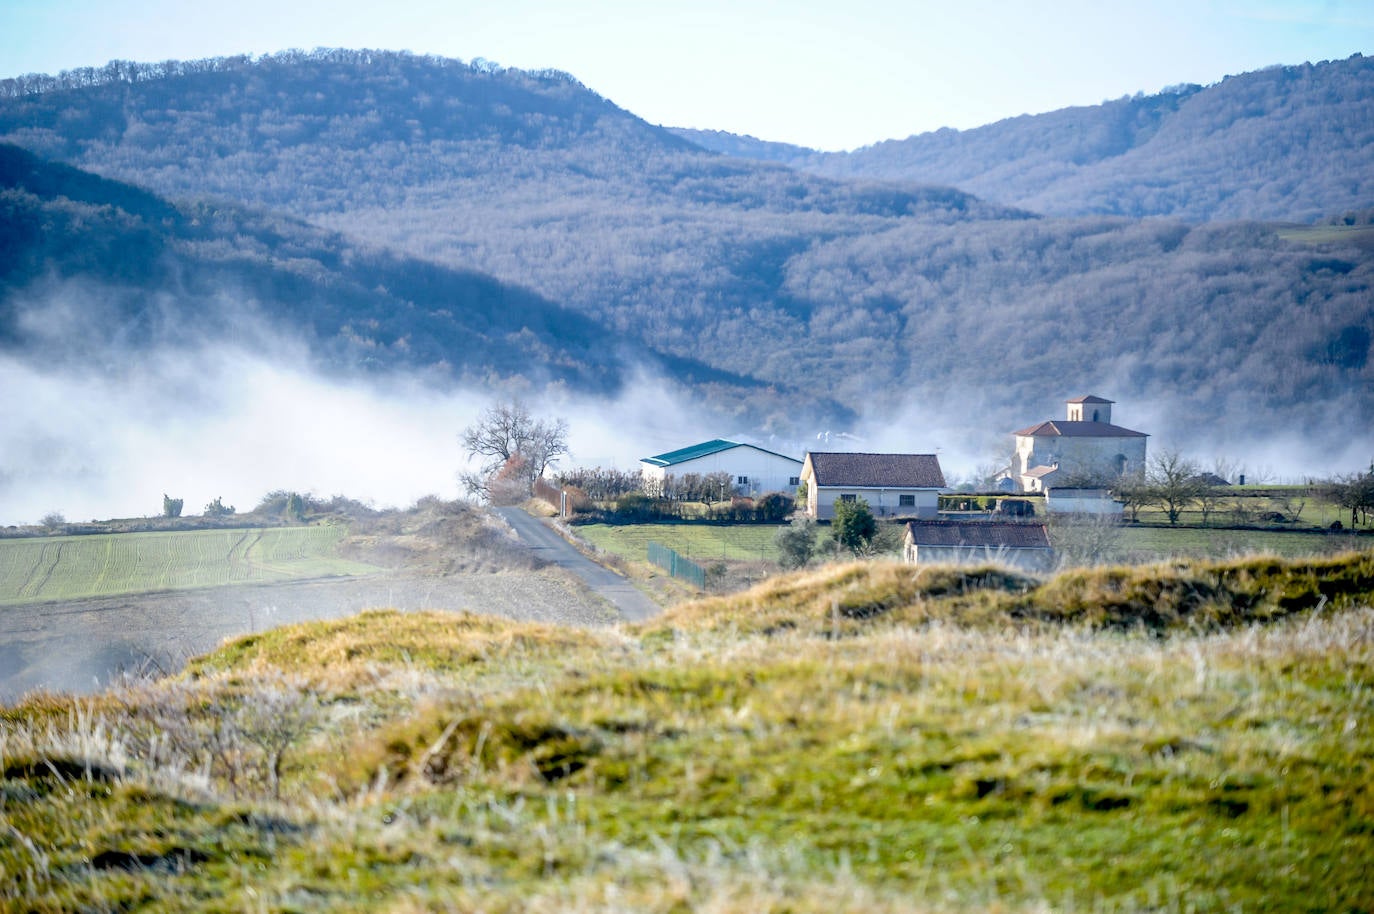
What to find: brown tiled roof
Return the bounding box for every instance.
[904,521,1051,549]
[806,452,945,488]
[1012,420,1147,438]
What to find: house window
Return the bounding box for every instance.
[898,494,916,507]
[737,476,749,485]
[789,477,800,486]
[839,494,857,503]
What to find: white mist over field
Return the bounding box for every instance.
[0,351,462,525]
[0,348,721,527]
[3,343,1371,528]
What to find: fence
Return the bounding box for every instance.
[647,541,706,589]
[533,478,563,512]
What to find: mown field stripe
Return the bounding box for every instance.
[0,526,381,607]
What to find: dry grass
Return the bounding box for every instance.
[3,549,1373,912]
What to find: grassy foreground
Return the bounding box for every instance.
[0,525,380,606]
[3,551,1373,911]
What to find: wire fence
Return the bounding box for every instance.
[647,541,706,589]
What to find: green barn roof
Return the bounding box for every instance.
[641,439,801,468]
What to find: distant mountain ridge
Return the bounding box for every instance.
[0,50,1370,458]
[676,54,1374,223]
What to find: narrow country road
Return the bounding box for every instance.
[495,508,660,622]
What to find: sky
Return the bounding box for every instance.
[2,0,1371,151]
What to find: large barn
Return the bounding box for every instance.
[640,439,802,497]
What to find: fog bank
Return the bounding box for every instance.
[3,344,1371,528]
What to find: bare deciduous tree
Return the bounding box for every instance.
[1050,512,1124,568]
[459,400,569,503]
[1110,471,1150,523]
[1147,450,1204,526]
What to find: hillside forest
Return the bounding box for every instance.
[0,49,1371,467]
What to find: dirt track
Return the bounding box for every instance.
[0,567,620,702]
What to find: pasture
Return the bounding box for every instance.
[0,525,380,606]
[574,519,1363,573]
[575,522,785,564]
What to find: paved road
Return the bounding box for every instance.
[495,508,660,622]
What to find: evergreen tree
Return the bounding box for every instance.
[831,498,877,555]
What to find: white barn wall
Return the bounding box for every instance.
[641,446,802,497]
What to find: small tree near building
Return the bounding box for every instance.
[1147,450,1204,526]
[1111,471,1150,523]
[831,497,878,555]
[1049,512,1123,568]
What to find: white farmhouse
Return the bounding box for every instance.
[800,452,945,520]
[1010,396,1148,493]
[640,439,803,497]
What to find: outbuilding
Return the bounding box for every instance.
[800,452,945,520]
[903,521,1054,571]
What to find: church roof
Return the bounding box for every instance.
[1067,395,1114,404]
[1013,420,1147,439]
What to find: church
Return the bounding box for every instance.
[1005,396,1148,492]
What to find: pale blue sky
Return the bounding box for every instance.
[1,0,1370,150]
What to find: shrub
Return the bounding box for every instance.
[775,517,818,569]
[755,492,793,523]
[204,496,236,517]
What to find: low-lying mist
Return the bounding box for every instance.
[3,343,1370,528]
[0,345,709,527]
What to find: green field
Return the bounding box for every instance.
[576,520,1365,571]
[0,525,380,606]
[1117,525,1359,560]
[576,523,786,565]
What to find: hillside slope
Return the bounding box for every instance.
[1,52,1371,453]
[692,54,1374,223]
[2,551,1372,911]
[0,142,777,403]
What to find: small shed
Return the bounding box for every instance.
[1045,487,1124,516]
[903,521,1054,571]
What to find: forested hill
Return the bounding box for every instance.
[0,50,1371,457]
[677,54,1374,224]
[0,142,771,402]
[0,49,1000,222]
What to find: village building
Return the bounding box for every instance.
[903,521,1054,571]
[639,439,802,498]
[1008,396,1148,493]
[800,452,945,520]
[1044,486,1124,516]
